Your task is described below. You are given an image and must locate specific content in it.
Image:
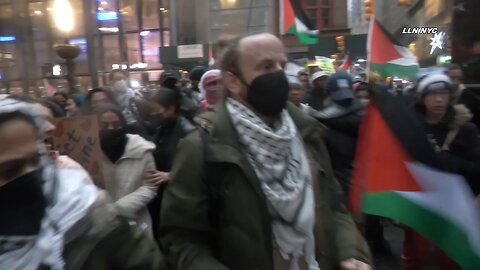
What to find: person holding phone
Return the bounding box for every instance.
[94,103,166,238]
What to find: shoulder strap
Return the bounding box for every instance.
[199,128,223,199]
[198,128,226,234]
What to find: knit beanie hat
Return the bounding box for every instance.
[417,73,453,97]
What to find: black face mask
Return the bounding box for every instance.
[100,129,128,163]
[0,170,46,235]
[241,70,290,117]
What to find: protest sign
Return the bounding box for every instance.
[52,116,103,185]
[315,56,336,74]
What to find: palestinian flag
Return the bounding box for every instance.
[368,18,418,80]
[350,93,480,269]
[338,54,351,71]
[280,0,319,45]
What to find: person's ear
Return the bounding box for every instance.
[223,71,243,96]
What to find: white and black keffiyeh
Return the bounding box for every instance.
[226,98,320,270]
[0,98,98,270]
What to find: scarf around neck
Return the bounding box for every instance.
[0,169,98,270]
[226,98,320,270]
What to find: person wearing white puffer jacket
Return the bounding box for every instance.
[93,103,167,238]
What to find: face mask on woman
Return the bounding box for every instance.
[100,128,128,163]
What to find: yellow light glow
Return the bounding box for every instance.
[159,7,165,11]
[34,10,42,15]
[220,0,237,8]
[53,0,74,33]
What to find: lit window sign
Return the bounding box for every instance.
[99,27,119,32]
[96,11,118,21]
[436,55,452,65]
[53,65,62,76]
[0,36,16,42]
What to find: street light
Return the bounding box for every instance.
[52,0,80,94]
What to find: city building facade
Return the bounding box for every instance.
[0,0,276,95]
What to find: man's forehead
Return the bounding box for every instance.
[238,34,286,60]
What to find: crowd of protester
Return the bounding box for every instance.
[1,32,479,270]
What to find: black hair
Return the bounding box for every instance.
[0,111,35,130]
[86,87,119,106]
[41,98,66,118]
[109,69,129,82]
[92,103,127,129]
[189,66,208,81]
[355,82,373,93]
[53,92,68,100]
[151,88,182,113]
[130,97,154,121]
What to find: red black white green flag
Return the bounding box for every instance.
[280,0,319,45]
[350,93,480,269]
[368,18,418,80]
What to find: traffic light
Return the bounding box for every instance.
[398,0,412,6]
[336,36,345,53]
[364,0,374,21]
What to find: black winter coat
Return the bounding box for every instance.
[414,103,480,195]
[310,101,364,197]
[149,116,196,241]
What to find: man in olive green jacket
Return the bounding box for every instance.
[160,33,371,270]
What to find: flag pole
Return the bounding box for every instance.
[366,16,374,83]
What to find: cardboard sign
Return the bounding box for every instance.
[52,116,103,185]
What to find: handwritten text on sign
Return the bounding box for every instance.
[52,116,103,185]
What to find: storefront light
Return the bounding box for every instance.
[0,36,16,42]
[97,11,118,21]
[99,27,119,32]
[131,80,140,88]
[53,65,62,76]
[130,63,148,69]
[53,0,74,33]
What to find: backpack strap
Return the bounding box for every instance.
[199,128,224,206]
[198,128,226,248]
